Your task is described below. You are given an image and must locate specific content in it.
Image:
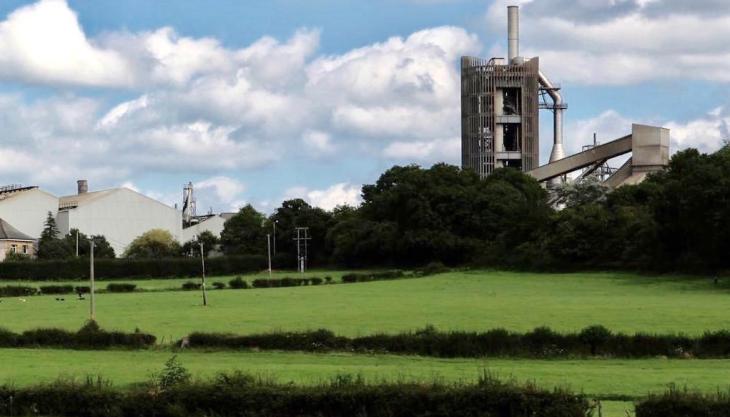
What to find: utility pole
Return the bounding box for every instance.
[273,220,278,256]
[267,233,273,279]
[89,240,95,321]
[75,230,79,257]
[292,227,311,275]
[199,242,207,306]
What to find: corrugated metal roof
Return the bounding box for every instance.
[0,218,35,241]
[58,189,117,209]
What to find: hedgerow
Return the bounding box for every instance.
[0,372,589,417]
[184,325,730,359]
[0,321,155,349]
[0,255,267,280]
[636,388,730,417]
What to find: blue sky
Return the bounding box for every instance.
[0,0,728,212]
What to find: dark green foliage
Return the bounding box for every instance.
[0,255,266,280]
[228,276,248,289]
[269,199,334,266]
[0,321,155,349]
[39,285,75,295]
[181,230,219,257]
[124,229,182,259]
[64,229,116,259]
[37,218,115,260]
[0,373,589,417]
[184,326,730,359]
[220,205,267,256]
[157,355,191,389]
[341,270,405,283]
[211,282,226,290]
[75,286,90,294]
[181,281,201,291]
[0,285,37,297]
[106,283,137,293]
[636,389,730,417]
[251,276,323,288]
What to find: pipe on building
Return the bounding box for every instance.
[538,71,566,162]
[77,180,88,195]
[508,6,519,63]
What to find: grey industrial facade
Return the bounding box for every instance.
[460,56,540,177]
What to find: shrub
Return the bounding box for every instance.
[0,255,267,280]
[579,325,612,355]
[75,286,90,294]
[310,277,323,285]
[39,285,75,295]
[341,270,404,284]
[229,276,248,289]
[211,282,226,290]
[0,322,155,349]
[325,276,332,284]
[181,281,201,291]
[416,262,449,276]
[636,389,730,417]
[106,283,137,293]
[0,374,590,417]
[0,285,37,297]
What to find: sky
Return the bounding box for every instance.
[0,0,728,213]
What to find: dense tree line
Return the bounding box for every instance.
[220,145,730,272]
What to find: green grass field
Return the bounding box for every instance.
[0,270,728,339]
[2,269,729,417]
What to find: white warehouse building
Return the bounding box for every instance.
[57,181,183,256]
[0,186,59,239]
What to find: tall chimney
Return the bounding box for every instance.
[507,5,519,63]
[77,180,88,195]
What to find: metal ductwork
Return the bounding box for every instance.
[508,6,520,63]
[538,71,566,163]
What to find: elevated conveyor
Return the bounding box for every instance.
[527,124,669,188]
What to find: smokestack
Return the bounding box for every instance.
[508,5,519,63]
[77,180,88,195]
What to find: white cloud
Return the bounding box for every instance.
[283,183,362,210]
[0,0,131,87]
[301,130,336,156]
[383,137,460,163]
[195,176,246,205]
[486,0,730,85]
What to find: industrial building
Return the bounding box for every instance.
[0,218,35,261]
[461,5,669,187]
[57,180,183,256]
[0,180,189,258]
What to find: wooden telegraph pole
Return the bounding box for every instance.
[199,242,208,306]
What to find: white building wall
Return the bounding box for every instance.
[181,215,227,243]
[58,188,182,256]
[0,189,59,238]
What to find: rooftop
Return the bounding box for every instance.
[0,218,35,241]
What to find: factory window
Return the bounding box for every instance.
[503,159,523,170]
[503,125,521,152]
[503,88,521,115]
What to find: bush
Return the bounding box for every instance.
[0,285,37,297]
[228,276,248,289]
[39,285,75,295]
[106,283,137,293]
[211,282,226,290]
[75,286,90,294]
[0,322,155,349]
[310,277,323,285]
[181,281,201,291]
[0,374,589,417]
[636,389,730,417]
[181,325,730,359]
[416,261,449,276]
[341,270,404,284]
[0,255,267,280]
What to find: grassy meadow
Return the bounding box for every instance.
[2,269,730,417]
[0,270,729,339]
